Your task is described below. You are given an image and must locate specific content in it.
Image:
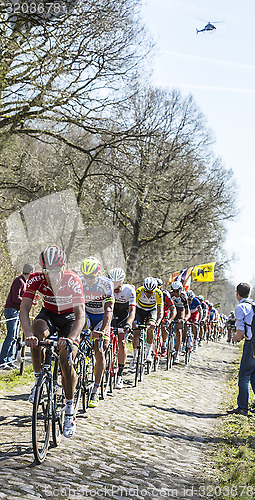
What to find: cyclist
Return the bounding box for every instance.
[185,290,202,352]
[130,277,163,368]
[80,256,114,408]
[20,245,85,439]
[226,311,236,343]
[197,295,209,342]
[156,278,177,356]
[208,302,218,340]
[108,267,136,389]
[170,281,190,364]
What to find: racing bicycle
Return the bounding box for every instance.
[32,336,72,464]
[72,330,95,413]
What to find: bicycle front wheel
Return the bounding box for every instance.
[32,374,52,464]
[82,350,95,412]
[101,349,111,399]
[185,338,192,365]
[153,336,161,372]
[73,353,84,415]
[166,335,174,370]
[110,339,119,392]
[52,360,65,447]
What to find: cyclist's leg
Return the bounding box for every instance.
[89,318,110,405]
[160,318,168,355]
[28,309,55,402]
[116,315,128,378]
[146,314,156,361]
[174,315,184,363]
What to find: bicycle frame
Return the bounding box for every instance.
[184,322,193,365]
[166,320,176,370]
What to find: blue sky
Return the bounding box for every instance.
[141,0,255,285]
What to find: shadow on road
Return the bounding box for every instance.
[137,425,246,446]
[141,403,225,419]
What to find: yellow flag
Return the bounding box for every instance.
[192,262,216,282]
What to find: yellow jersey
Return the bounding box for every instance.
[136,286,163,310]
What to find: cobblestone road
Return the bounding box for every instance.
[0,340,237,500]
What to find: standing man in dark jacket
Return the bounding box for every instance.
[0,264,34,369]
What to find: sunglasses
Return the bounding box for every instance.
[43,268,62,275]
[84,274,98,279]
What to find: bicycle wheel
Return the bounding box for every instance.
[19,342,26,375]
[185,337,192,365]
[153,335,161,372]
[15,336,25,376]
[32,374,51,464]
[134,345,141,387]
[52,360,65,447]
[82,350,95,413]
[166,334,175,370]
[110,339,118,393]
[73,352,84,415]
[101,348,111,399]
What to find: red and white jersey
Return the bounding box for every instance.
[23,270,85,314]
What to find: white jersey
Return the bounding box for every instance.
[114,284,136,314]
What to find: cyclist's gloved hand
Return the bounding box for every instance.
[123,323,132,332]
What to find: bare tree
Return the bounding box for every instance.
[0,0,150,142]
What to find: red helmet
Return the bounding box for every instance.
[39,245,66,269]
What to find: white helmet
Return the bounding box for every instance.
[108,267,126,282]
[186,290,195,300]
[171,280,183,291]
[143,277,157,291]
[197,295,204,301]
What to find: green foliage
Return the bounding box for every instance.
[0,364,34,391]
[212,345,255,499]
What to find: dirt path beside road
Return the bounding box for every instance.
[0,339,237,500]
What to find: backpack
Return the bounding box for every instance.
[243,300,255,357]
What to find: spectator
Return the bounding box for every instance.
[227,282,255,416]
[0,264,34,369]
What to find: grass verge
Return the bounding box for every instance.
[213,342,255,500]
[0,364,34,391]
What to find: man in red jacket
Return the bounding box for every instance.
[0,263,34,369]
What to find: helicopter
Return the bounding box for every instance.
[196,21,222,34]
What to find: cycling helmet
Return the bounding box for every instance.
[186,290,195,300]
[39,245,66,269]
[171,280,183,291]
[143,277,157,291]
[208,302,213,307]
[197,295,204,301]
[108,267,126,282]
[230,311,234,315]
[157,278,163,287]
[80,256,101,275]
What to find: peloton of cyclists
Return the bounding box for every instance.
[130,277,163,369]
[80,256,114,408]
[20,245,85,438]
[108,267,136,389]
